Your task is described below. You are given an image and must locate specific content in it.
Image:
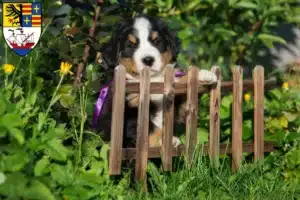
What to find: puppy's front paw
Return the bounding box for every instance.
[172,136,181,148]
[198,70,217,85]
[158,136,181,148]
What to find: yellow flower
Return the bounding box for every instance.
[244,93,251,102]
[279,115,288,128]
[282,82,289,90]
[59,62,73,76]
[2,64,15,75]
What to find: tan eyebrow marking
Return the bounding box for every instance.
[152,31,158,40]
[128,34,137,44]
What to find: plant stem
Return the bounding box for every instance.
[46,74,64,116]
[12,58,23,85]
[73,1,103,88]
[78,86,87,165]
[28,57,33,96]
[4,75,8,88]
[4,43,7,64]
[38,75,64,131]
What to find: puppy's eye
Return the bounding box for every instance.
[153,38,161,45]
[127,41,136,48]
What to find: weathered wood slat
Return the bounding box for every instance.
[209,66,221,168]
[135,67,150,190]
[254,66,265,161]
[185,67,199,165]
[162,67,175,171]
[232,66,243,172]
[119,78,278,94]
[120,142,275,160]
[109,65,126,175]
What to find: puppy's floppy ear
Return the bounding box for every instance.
[156,18,181,62]
[100,20,129,69]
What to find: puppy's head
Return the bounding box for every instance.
[101,15,181,77]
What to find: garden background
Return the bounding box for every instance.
[1,0,300,199]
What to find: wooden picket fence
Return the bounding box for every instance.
[108,65,278,189]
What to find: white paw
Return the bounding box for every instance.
[172,136,181,148]
[158,136,181,148]
[198,70,217,84]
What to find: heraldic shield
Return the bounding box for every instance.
[3,2,42,56]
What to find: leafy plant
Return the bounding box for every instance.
[0,61,131,199]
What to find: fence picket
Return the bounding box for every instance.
[254,66,264,161]
[209,66,221,168]
[232,66,243,172]
[162,66,175,171]
[106,65,275,183]
[135,67,151,191]
[109,65,126,175]
[185,66,199,165]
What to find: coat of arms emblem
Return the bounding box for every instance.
[2,2,42,56]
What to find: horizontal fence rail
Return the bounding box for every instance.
[108,64,278,190]
[120,142,275,160]
[111,78,279,94]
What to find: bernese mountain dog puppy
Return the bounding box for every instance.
[97,15,217,148]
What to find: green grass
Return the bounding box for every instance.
[142,154,300,200]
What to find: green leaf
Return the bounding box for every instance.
[60,94,75,108]
[50,164,74,186]
[0,172,27,198]
[24,180,56,200]
[29,92,38,106]
[0,97,6,115]
[50,94,62,107]
[42,124,66,142]
[186,1,200,11]
[197,128,208,144]
[215,28,237,37]
[13,86,24,99]
[52,4,72,16]
[235,2,259,9]
[38,112,47,130]
[58,84,73,95]
[33,77,44,93]
[286,132,300,142]
[242,120,252,140]
[221,95,232,109]
[63,186,99,200]
[269,89,282,100]
[99,144,109,176]
[229,0,238,6]
[263,7,285,18]
[220,106,230,119]
[0,113,23,128]
[76,173,105,188]
[284,112,298,122]
[3,151,29,172]
[258,33,287,48]
[178,29,193,40]
[99,143,109,161]
[28,77,43,106]
[46,139,69,161]
[0,172,6,185]
[285,150,300,169]
[34,157,50,177]
[8,128,24,145]
[288,15,300,23]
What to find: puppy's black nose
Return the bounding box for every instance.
[142,56,154,66]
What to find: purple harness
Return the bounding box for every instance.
[92,71,186,128]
